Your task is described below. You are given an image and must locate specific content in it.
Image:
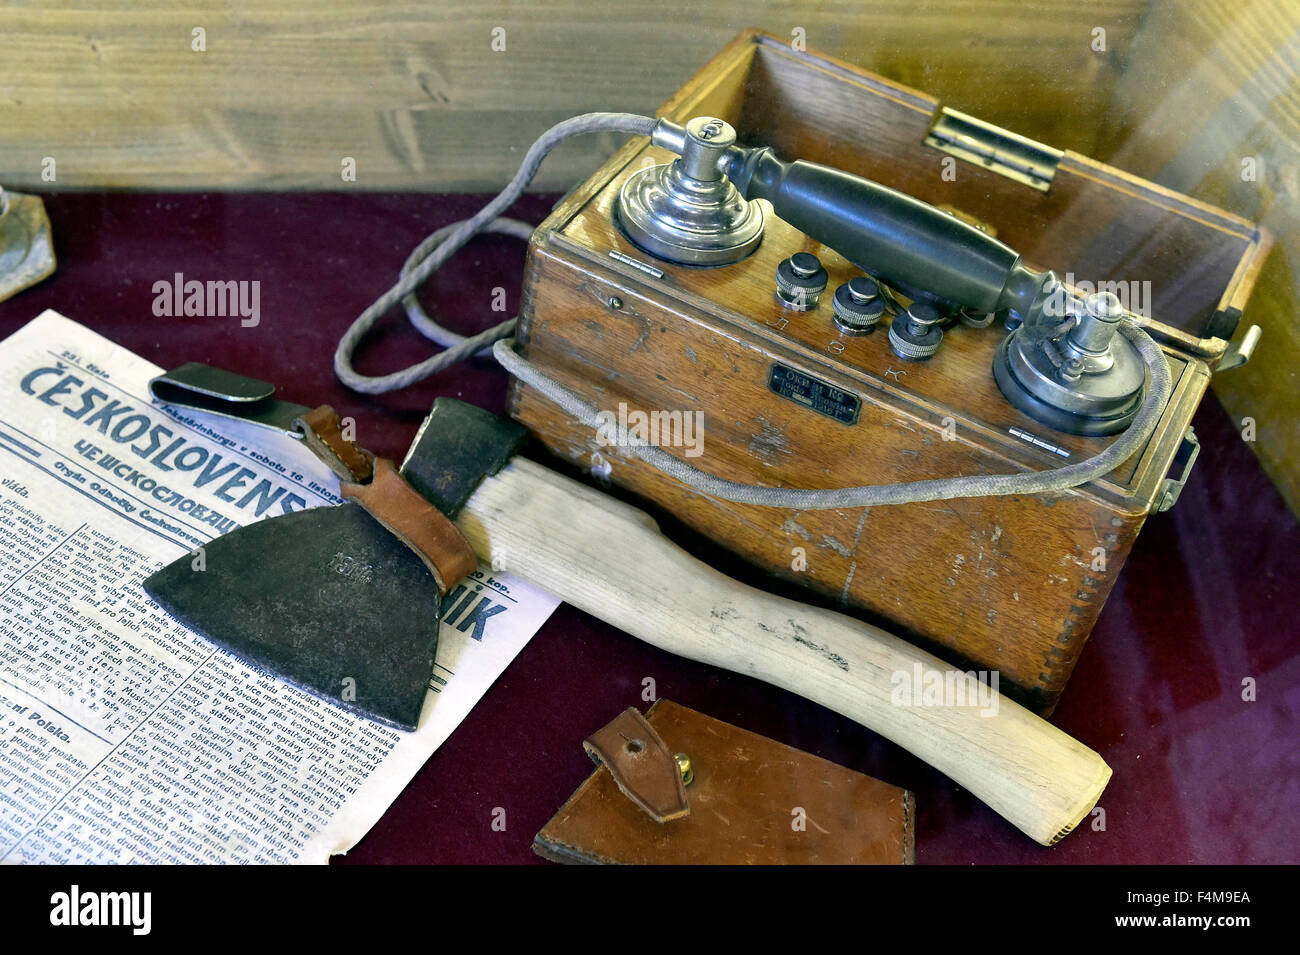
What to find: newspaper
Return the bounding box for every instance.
[0,310,560,863]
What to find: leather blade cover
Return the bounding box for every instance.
[534,700,915,864]
[143,503,442,731]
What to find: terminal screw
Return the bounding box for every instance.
[775,252,829,311]
[888,301,944,360]
[832,277,886,336]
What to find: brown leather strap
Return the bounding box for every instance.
[340,458,478,593]
[583,707,689,824]
[537,701,914,864]
[296,405,375,483]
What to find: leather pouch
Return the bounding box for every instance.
[533,700,914,864]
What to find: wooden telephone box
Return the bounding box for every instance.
[509,30,1270,713]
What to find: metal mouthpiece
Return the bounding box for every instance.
[615,117,764,266]
[993,282,1149,435]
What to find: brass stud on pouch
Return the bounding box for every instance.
[0,186,57,303]
[674,752,694,786]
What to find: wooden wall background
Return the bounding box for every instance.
[0,1,1147,190]
[1,0,1295,511]
[1099,0,1300,517]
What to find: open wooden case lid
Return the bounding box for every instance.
[652,29,1270,359]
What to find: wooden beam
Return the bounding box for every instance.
[0,2,1145,190]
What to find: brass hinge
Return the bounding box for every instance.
[1155,427,1201,513]
[924,108,1063,192]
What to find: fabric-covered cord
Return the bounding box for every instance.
[334,112,657,394]
[400,217,533,352]
[493,322,1171,509]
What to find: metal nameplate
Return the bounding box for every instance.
[767,363,860,425]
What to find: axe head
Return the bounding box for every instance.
[144,503,443,730]
[142,398,528,730]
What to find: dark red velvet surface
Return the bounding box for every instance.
[3,192,1296,864]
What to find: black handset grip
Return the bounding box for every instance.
[727,147,1043,317]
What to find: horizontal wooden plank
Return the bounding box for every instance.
[0,2,1146,190]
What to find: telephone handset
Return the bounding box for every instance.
[333,109,1169,510]
[617,116,1150,437]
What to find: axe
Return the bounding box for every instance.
[144,374,1109,846]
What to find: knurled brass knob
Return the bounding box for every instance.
[832,277,886,335]
[775,252,829,311]
[888,301,944,360]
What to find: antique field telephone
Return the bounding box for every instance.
[616,113,1152,432]
[337,32,1269,714]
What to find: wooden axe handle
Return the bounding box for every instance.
[455,457,1110,846]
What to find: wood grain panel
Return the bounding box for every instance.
[0,2,1146,190]
[1099,0,1300,515]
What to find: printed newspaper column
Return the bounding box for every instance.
[0,311,559,863]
